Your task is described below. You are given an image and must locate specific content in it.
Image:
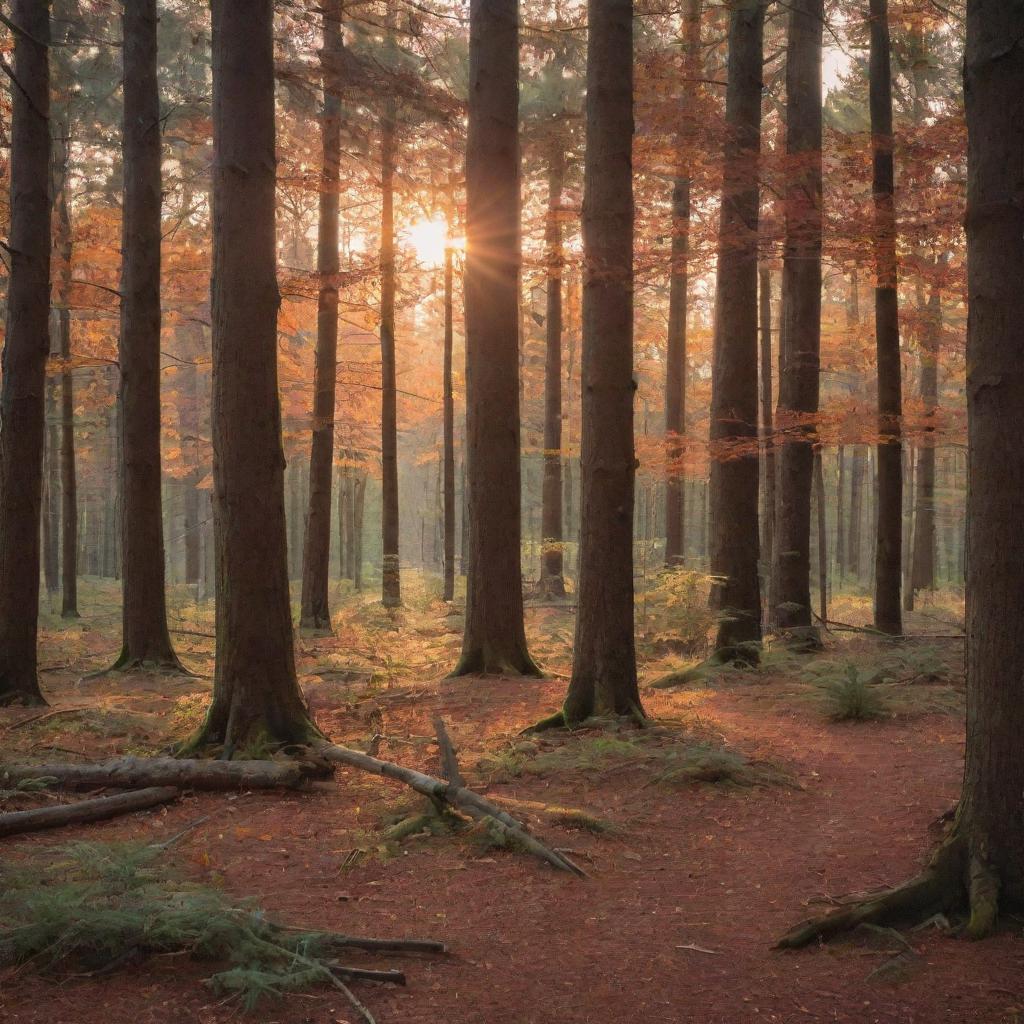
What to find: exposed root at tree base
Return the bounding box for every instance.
[80,643,198,683]
[447,650,544,679]
[521,705,647,734]
[775,833,1008,948]
[651,643,761,690]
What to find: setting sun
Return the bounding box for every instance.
[404,216,462,266]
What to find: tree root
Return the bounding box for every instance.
[523,701,647,733]
[651,643,761,690]
[775,834,994,948]
[81,646,197,682]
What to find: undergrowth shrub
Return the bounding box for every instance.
[817,664,889,722]
[637,569,716,658]
[0,842,376,1010]
[479,723,787,789]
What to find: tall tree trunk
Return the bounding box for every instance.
[902,445,916,610]
[54,135,78,619]
[771,0,823,646]
[539,145,566,596]
[562,0,641,724]
[911,269,942,597]
[345,464,357,580]
[664,0,702,568]
[564,271,577,566]
[0,0,51,706]
[353,471,366,591]
[835,444,845,581]
[180,322,203,586]
[379,95,401,608]
[300,0,343,632]
[442,235,456,602]
[42,369,60,596]
[189,0,318,750]
[869,0,903,634]
[452,0,538,676]
[814,450,827,623]
[759,265,775,584]
[708,0,765,658]
[116,0,181,670]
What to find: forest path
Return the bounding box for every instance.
[1,651,1021,1024]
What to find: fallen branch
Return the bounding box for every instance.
[0,755,327,792]
[315,738,586,877]
[0,787,179,839]
[811,612,964,641]
[433,716,464,787]
[2,706,91,732]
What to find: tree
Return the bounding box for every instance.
[770,0,824,646]
[52,0,79,620]
[451,0,539,677]
[300,0,344,632]
[538,141,566,597]
[910,265,943,598]
[0,0,52,707]
[707,0,765,660]
[869,0,903,635]
[560,0,642,725]
[442,206,456,603]
[113,0,183,671]
[780,0,1024,947]
[187,0,319,750]
[379,78,402,609]
[664,0,702,568]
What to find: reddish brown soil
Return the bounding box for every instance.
[2,664,1022,1024]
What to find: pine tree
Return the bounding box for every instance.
[0,0,52,706]
[114,0,183,671]
[451,0,539,677]
[187,0,319,750]
[708,0,765,660]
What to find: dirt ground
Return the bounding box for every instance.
[1,580,1020,1024]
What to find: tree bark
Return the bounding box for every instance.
[42,369,60,596]
[452,0,538,676]
[708,0,765,656]
[911,269,941,597]
[958,0,1024,917]
[0,0,51,706]
[869,0,903,634]
[352,469,365,591]
[379,93,401,608]
[562,0,642,725]
[758,266,774,583]
[442,234,456,602]
[55,133,78,620]
[189,0,319,751]
[116,0,181,670]
[814,449,827,623]
[664,0,702,569]
[300,0,344,632]
[770,0,823,645]
[539,146,566,597]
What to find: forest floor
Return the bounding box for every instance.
[1,574,1021,1024]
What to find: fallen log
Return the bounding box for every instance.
[315,737,586,877]
[0,787,179,839]
[0,756,326,792]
